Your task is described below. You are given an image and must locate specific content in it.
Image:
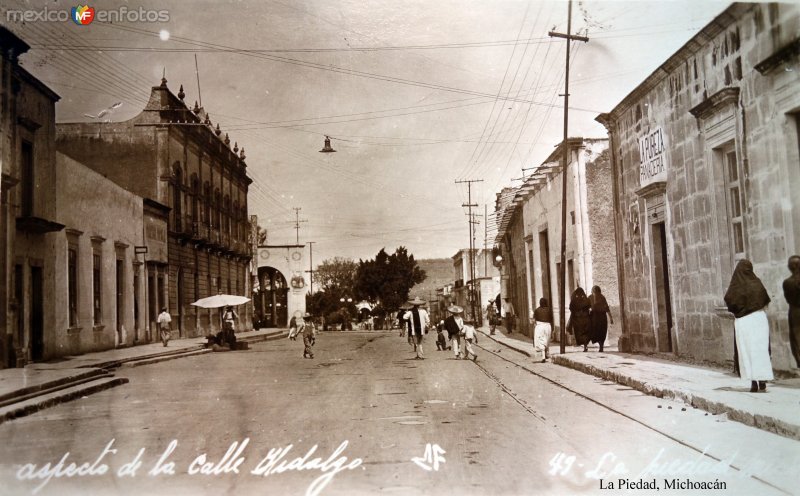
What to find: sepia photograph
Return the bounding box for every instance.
[0,0,799,494]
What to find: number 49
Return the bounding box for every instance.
[548,452,575,476]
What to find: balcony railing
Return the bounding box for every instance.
[209,227,221,246]
[192,220,209,241]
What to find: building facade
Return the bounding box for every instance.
[0,26,156,366]
[451,248,500,324]
[1,27,64,366]
[54,153,144,356]
[597,3,800,370]
[57,79,253,339]
[495,138,619,342]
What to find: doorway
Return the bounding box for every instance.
[177,268,184,338]
[116,259,124,345]
[30,266,44,361]
[652,222,673,352]
[539,230,552,311]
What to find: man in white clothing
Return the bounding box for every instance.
[157,307,171,347]
[403,297,430,359]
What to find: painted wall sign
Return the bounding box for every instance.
[638,126,667,186]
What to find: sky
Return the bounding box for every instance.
[2,0,730,266]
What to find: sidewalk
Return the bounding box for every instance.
[477,325,800,442]
[0,328,285,424]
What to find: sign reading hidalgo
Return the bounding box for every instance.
[638,126,667,186]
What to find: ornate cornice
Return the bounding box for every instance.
[689,87,740,120]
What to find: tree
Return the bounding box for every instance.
[354,246,426,312]
[315,257,358,293]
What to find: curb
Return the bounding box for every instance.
[78,344,208,370]
[0,376,128,425]
[123,349,212,367]
[552,354,800,442]
[240,331,285,343]
[0,368,107,405]
[479,329,532,357]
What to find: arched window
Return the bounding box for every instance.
[232,201,239,241]
[190,175,199,225]
[214,189,221,230]
[172,164,183,229]
[203,182,211,226]
[223,195,231,239]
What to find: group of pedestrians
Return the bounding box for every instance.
[568,286,614,353]
[157,305,241,349]
[395,299,479,361]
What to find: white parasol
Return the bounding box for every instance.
[191,294,251,309]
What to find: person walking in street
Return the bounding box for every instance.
[486,299,499,335]
[463,323,479,362]
[569,288,591,352]
[444,305,465,359]
[403,297,430,359]
[724,259,774,392]
[397,304,411,338]
[502,298,516,335]
[532,298,553,362]
[299,312,316,359]
[783,255,800,368]
[157,307,172,347]
[589,286,614,352]
[288,311,302,341]
[435,320,448,351]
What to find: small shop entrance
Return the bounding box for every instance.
[652,221,673,352]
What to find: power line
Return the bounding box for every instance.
[93,22,601,109]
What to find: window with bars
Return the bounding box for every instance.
[722,145,746,261]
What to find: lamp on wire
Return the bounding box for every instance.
[319,135,337,153]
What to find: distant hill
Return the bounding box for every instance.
[410,258,453,300]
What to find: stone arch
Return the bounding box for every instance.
[254,266,288,328]
[255,245,307,328]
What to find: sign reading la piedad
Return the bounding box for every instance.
[638,127,667,186]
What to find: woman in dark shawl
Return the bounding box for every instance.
[724,259,774,392]
[569,287,592,352]
[589,286,614,352]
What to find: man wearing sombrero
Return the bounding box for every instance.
[403,297,430,359]
[443,305,465,359]
[299,312,316,359]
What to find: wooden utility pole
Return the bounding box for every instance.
[549,0,589,354]
[484,204,488,277]
[455,178,483,323]
[292,207,307,245]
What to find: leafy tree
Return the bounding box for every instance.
[354,246,426,312]
[315,257,358,293]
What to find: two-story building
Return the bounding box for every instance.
[57,78,253,339]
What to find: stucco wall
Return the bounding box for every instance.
[53,152,143,356]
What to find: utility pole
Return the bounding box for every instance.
[549,0,589,354]
[305,241,315,295]
[455,178,483,324]
[292,207,307,245]
[484,204,488,277]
